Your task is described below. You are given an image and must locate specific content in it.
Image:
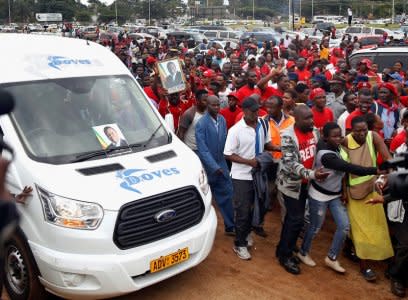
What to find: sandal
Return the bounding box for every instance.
[361,268,377,282]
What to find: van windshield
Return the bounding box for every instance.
[4,75,169,164]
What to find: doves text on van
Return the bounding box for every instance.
[117,167,181,194]
[48,56,92,70]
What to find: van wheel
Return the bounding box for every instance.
[4,233,47,300]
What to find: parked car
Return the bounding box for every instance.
[166,31,206,47]
[357,35,385,49]
[202,30,241,42]
[240,32,281,44]
[349,46,408,72]
[79,26,99,40]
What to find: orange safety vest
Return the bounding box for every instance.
[265,114,295,159]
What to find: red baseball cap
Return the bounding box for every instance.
[146,56,157,64]
[357,82,372,90]
[359,58,372,68]
[286,61,296,69]
[379,82,398,96]
[227,92,238,99]
[203,70,215,78]
[309,87,326,100]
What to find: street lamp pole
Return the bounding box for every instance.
[115,1,118,25]
[312,0,314,21]
[149,0,151,25]
[252,0,254,21]
[8,0,11,25]
[300,0,301,21]
[392,0,395,24]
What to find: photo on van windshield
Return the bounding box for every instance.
[4,75,169,164]
[93,123,129,150]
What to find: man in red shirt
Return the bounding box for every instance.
[295,57,311,83]
[235,70,261,106]
[258,72,290,101]
[310,88,334,131]
[345,89,373,133]
[220,92,242,130]
[276,105,329,274]
[143,77,161,104]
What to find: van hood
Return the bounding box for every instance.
[31,144,204,211]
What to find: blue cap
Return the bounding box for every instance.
[288,72,299,81]
[353,75,369,84]
[390,72,403,82]
[311,74,327,82]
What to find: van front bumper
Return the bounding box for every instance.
[29,206,217,300]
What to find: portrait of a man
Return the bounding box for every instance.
[104,126,129,150]
[158,58,186,94]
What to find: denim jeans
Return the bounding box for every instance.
[276,184,308,259]
[300,196,350,260]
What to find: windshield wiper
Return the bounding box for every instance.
[142,123,164,148]
[71,144,142,163]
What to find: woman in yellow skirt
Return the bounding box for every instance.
[341,116,394,281]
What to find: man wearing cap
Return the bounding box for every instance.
[310,88,334,131]
[235,71,261,106]
[196,95,235,236]
[224,97,278,260]
[357,59,378,81]
[220,92,242,130]
[243,55,261,79]
[326,74,347,121]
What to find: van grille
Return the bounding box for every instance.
[113,186,205,249]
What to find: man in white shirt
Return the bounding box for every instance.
[224,96,278,260]
[337,92,357,136]
[347,7,353,26]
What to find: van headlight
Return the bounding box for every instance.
[37,186,103,230]
[198,168,210,195]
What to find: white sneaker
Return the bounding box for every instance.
[296,252,316,267]
[246,233,254,247]
[233,246,251,260]
[325,256,346,273]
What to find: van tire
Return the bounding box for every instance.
[3,231,47,300]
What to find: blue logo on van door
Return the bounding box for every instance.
[48,56,92,70]
[116,167,181,194]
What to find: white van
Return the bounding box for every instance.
[0,34,217,299]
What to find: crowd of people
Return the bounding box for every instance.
[95,30,408,298]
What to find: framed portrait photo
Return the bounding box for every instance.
[157,58,186,94]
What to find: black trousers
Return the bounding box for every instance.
[232,179,254,247]
[276,184,308,259]
[389,202,408,283]
[348,16,352,26]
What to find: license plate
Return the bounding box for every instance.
[150,248,189,273]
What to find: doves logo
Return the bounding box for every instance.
[48,56,92,70]
[116,167,181,194]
